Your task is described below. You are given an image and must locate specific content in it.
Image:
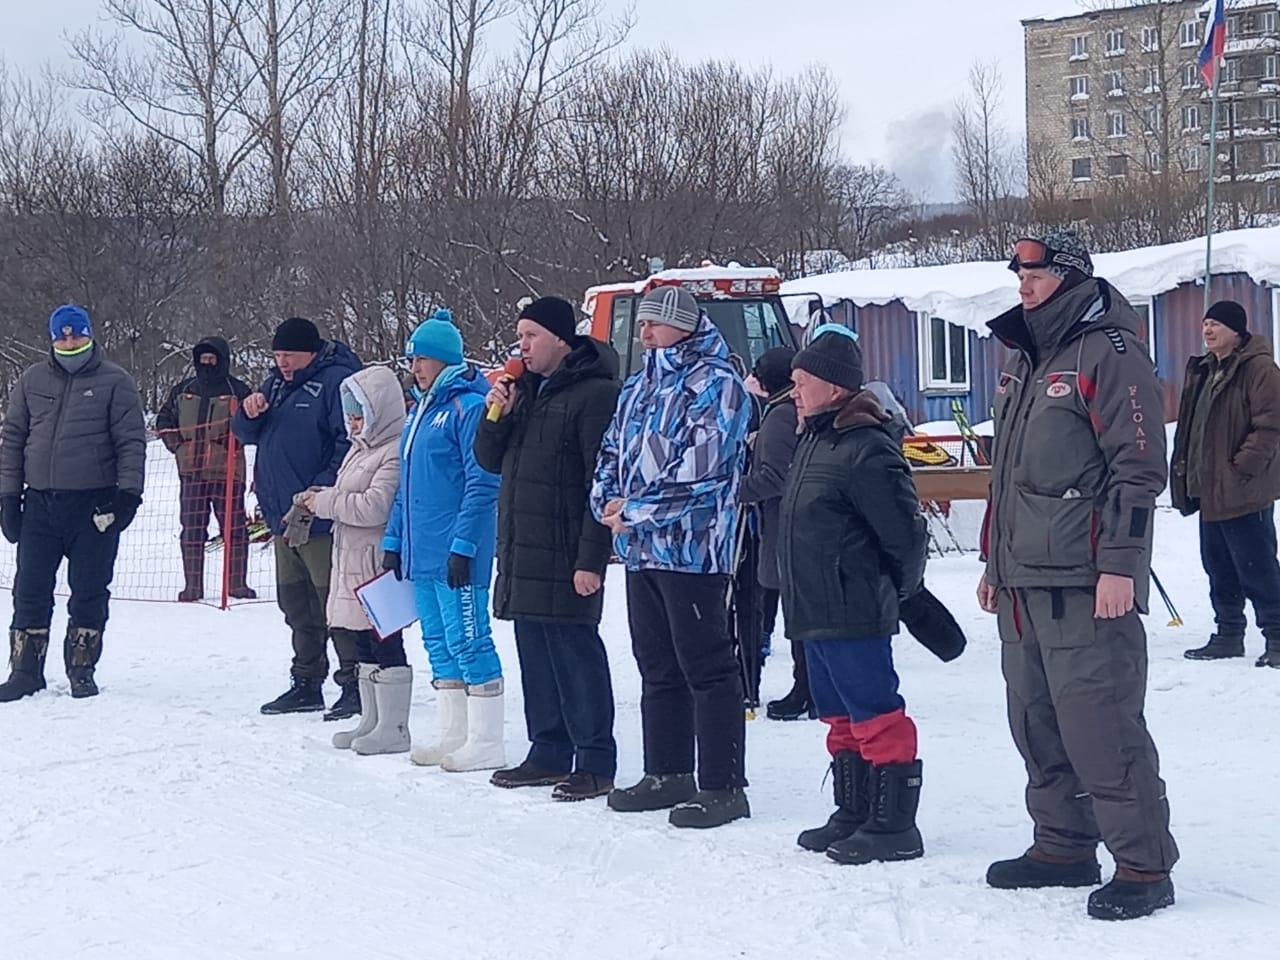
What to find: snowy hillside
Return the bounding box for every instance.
[2,500,1278,959]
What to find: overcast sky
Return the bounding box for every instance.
[1,0,1087,201]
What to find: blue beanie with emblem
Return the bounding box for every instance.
[50,304,93,342]
[406,308,463,365]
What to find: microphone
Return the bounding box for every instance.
[486,358,526,422]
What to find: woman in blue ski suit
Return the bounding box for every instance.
[381,309,503,772]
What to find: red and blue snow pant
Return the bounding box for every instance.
[804,636,918,765]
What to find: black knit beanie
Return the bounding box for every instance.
[792,330,864,393]
[1205,300,1249,340]
[272,316,322,353]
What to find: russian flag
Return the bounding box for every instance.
[1199,0,1227,86]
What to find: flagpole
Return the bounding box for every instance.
[1203,29,1223,314]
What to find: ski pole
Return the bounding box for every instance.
[1150,569,1182,627]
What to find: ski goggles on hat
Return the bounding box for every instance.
[1008,239,1090,275]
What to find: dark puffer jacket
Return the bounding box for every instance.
[779,390,928,641]
[474,338,621,625]
[154,336,253,483]
[0,345,146,496]
[231,340,362,536]
[739,388,798,590]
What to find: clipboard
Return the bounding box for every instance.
[354,570,420,640]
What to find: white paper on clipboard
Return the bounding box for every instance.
[354,571,420,639]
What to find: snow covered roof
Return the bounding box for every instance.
[781,226,1280,335]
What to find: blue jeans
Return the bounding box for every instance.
[413,579,502,687]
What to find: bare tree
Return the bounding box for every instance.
[951,61,1021,259]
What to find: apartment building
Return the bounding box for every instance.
[1023,0,1280,205]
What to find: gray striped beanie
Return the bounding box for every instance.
[636,286,700,333]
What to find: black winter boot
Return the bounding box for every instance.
[607,773,697,813]
[552,772,614,802]
[64,627,103,699]
[492,760,570,789]
[826,760,924,865]
[0,628,50,703]
[1255,634,1280,668]
[669,788,751,828]
[1184,634,1245,660]
[798,751,869,852]
[1087,870,1175,920]
[986,850,1102,889]
[766,685,814,721]
[323,683,361,722]
[260,676,325,715]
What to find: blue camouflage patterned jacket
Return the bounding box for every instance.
[590,315,750,575]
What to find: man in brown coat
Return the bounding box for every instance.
[1171,299,1280,668]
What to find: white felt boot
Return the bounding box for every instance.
[410,682,467,766]
[441,680,506,773]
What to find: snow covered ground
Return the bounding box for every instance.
[2,498,1278,960]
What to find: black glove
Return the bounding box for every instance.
[899,586,967,663]
[112,491,143,533]
[382,550,403,581]
[447,552,471,590]
[0,495,22,545]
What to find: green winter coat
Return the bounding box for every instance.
[984,279,1167,611]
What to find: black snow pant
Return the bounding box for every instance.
[625,569,746,791]
[515,619,618,779]
[178,476,250,591]
[1200,506,1280,646]
[273,535,333,683]
[10,489,121,633]
[761,586,810,695]
[997,586,1179,875]
[329,627,407,681]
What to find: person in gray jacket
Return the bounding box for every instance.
[0,305,146,701]
[977,231,1177,921]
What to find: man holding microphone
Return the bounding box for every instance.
[476,297,622,802]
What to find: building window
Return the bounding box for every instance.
[1070,75,1089,99]
[1129,299,1156,359]
[1266,55,1278,80]
[1263,12,1277,35]
[1224,58,1240,84]
[1182,104,1201,130]
[1273,286,1280,362]
[1270,184,1280,211]
[918,313,969,393]
[1142,26,1160,51]
[1144,105,1162,132]
[1182,62,1199,88]
[1144,66,1160,92]
[1108,154,1128,177]
[1108,111,1127,137]
[1106,29,1126,56]
[1180,20,1199,47]
[1070,34,1090,60]
[1227,16,1239,39]
[1072,156,1092,180]
[1185,145,1203,170]
[1071,116,1091,140]
[1264,98,1279,122]
[1106,70,1125,96]
[1228,143,1245,168]
[1218,100,1238,125]
[1265,141,1280,166]
[1149,150,1162,172]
